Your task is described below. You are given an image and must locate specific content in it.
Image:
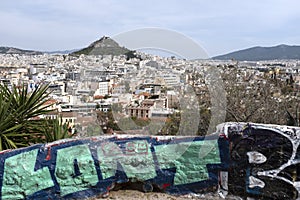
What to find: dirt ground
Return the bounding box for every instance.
[88,190,243,200]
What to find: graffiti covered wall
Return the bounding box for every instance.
[0,122,299,199]
[224,122,300,199]
[0,134,229,199]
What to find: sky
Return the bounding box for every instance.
[1,0,300,57]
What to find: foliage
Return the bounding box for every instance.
[97,110,120,133]
[97,109,155,133]
[160,112,180,135]
[0,84,53,150]
[186,65,300,132]
[125,50,137,60]
[0,94,25,150]
[281,85,293,95]
[41,118,76,142]
[198,107,212,135]
[286,104,299,126]
[223,67,292,124]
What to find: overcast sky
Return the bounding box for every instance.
[1,0,300,57]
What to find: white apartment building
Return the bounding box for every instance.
[160,74,180,87]
[95,80,110,96]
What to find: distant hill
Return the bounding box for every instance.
[45,49,79,55]
[72,36,135,58]
[213,44,300,61]
[0,47,42,55]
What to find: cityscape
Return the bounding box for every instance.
[1,1,300,199]
[1,37,300,138]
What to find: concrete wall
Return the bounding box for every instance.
[0,122,299,199]
[224,122,300,199]
[0,134,229,199]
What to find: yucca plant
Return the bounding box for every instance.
[41,117,75,143]
[0,93,30,150]
[0,83,53,150]
[0,84,53,127]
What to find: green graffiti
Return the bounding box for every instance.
[55,144,98,196]
[155,140,221,185]
[0,138,224,199]
[97,140,156,181]
[2,149,54,200]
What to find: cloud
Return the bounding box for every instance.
[1,0,300,55]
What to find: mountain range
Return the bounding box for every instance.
[0,47,42,55]
[213,44,300,61]
[1,38,300,61]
